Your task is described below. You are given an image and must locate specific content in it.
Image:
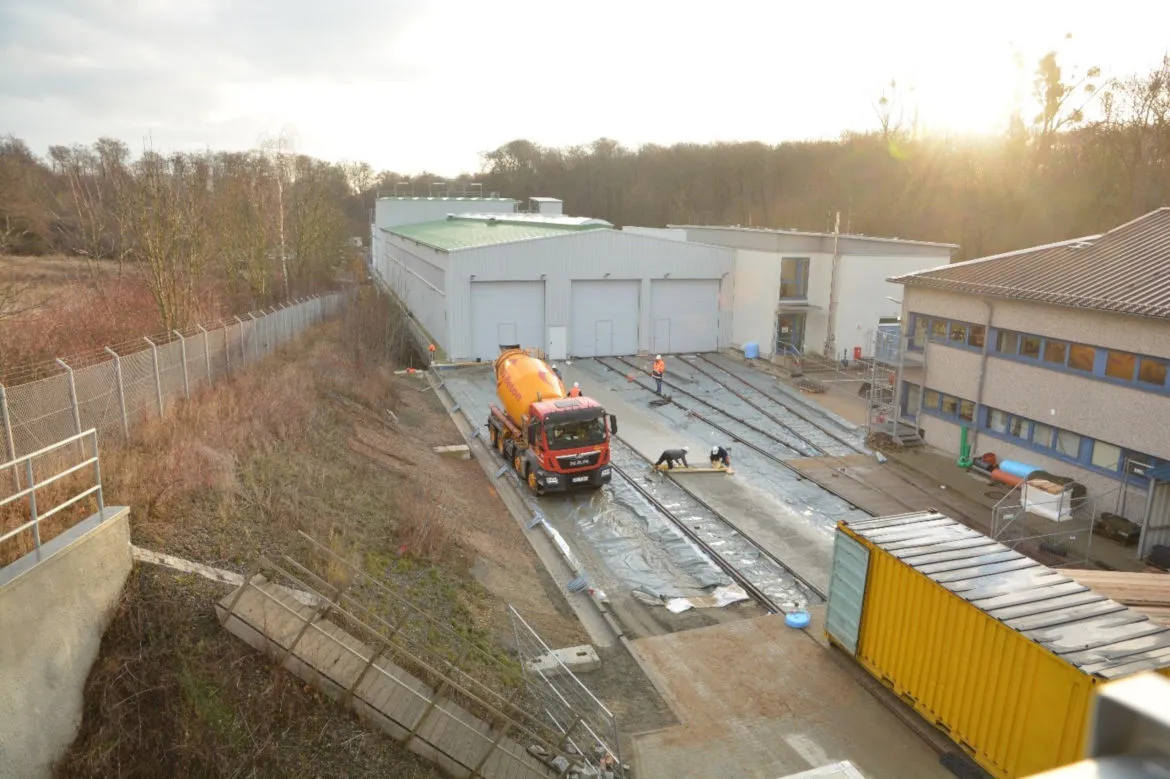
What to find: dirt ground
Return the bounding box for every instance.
[57,289,608,776]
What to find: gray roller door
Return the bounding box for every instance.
[650,279,720,354]
[470,281,545,360]
[570,280,640,357]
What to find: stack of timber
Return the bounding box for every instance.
[1063,569,1170,627]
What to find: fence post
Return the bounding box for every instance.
[198,325,212,384]
[144,337,164,416]
[222,324,231,376]
[248,313,260,361]
[105,347,130,440]
[56,358,83,438]
[173,330,190,399]
[0,384,18,490]
[233,316,245,365]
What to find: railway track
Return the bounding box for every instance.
[608,436,821,612]
[690,354,865,456]
[594,355,921,515]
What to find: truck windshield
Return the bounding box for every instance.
[545,416,607,450]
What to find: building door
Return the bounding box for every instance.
[569,280,639,357]
[649,279,720,354]
[652,318,671,354]
[776,313,806,355]
[595,320,613,356]
[546,326,567,361]
[470,281,545,360]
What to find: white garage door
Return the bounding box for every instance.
[470,281,545,360]
[650,279,720,354]
[570,280,640,357]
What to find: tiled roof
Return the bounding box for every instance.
[387,216,610,251]
[890,207,1170,319]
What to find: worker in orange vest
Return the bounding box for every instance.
[568,382,582,397]
[428,343,436,364]
[651,354,666,394]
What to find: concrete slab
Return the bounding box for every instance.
[525,644,602,676]
[433,444,472,459]
[628,616,949,779]
[777,761,866,779]
[561,361,848,596]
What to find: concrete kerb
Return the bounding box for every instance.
[424,366,622,648]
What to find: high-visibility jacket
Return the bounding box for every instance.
[568,386,582,397]
[652,359,666,376]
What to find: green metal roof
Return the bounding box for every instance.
[388,219,611,251]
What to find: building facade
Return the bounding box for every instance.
[373,212,735,362]
[672,225,957,361]
[890,208,1170,553]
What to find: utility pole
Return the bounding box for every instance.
[824,211,842,359]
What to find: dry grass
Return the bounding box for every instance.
[0,254,227,382]
[55,284,545,777]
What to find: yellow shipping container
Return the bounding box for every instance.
[824,511,1170,779]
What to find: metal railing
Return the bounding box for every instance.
[0,428,104,567]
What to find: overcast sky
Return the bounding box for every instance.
[2,0,1168,175]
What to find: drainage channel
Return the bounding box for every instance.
[687,354,864,456]
[609,436,822,613]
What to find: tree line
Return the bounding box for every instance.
[1,50,1168,333]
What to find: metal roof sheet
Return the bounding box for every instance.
[670,224,959,249]
[845,512,1170,679]
[889,207,1170,319]
[375,196,517,202]
[386,218,611,251]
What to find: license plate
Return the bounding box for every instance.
[572,475,590,483]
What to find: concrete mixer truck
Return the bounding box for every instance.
[487,347,617,495]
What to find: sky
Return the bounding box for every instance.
[1,0,1168,175]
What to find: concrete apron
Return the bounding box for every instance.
[559,360,837,596]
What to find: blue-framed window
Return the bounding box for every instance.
[779,257,810,300]
[907,313,986,352]
[978,403,1166,483]
[988,327,1170,395]
[901,382,921,418]
[918,386,975,423]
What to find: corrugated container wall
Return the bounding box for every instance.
[824,512,1170,779]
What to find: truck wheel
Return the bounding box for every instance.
[527,470,543,495]
[489,425,499,449]
[513,455,523,473]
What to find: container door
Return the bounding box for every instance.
[825,531,870,655]
[595,320,613,356]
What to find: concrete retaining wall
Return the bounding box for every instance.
[0,507,132,779]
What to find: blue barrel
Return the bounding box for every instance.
[743,341,760,359]
[785,611,811,629]
[998,459,1038,480]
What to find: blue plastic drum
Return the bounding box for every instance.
[785,611,811,629]
[744,341,760,359]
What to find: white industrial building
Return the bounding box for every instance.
[371,197,735,362]
[668,225,958,361]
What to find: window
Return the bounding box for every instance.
[940,395,959,416]
[1138,357,1168,387]
[995,330,1019,355]
[987,409,1009,434]
[1090,441,1121,471]
[911,316,928,348]
[1007,416,1028,439]
[1020,335,1042,359]
[1042,340,1067,365]
[959,400,975,422]
[1105,351,1136,381]
[969,325,986,349]
[1068,344,1095,372]
[1031,422,1055,448]
[930,319,948,341]
[1055,430,1081,458]
[924,389,940,410]
[949,322,968,344]
[779,257,810,299]
[1125,453,1157,478]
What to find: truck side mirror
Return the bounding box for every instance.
[527,425,538,446]
[609,415,618,435]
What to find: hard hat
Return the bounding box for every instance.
[655,354,662,359]
[552,363,558,369]
[711,446,720,455]
[682,446,690,452]
[573,382,580,388]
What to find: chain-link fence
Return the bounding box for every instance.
[0,294,345,464]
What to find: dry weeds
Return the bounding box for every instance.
[55,284,585,776]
